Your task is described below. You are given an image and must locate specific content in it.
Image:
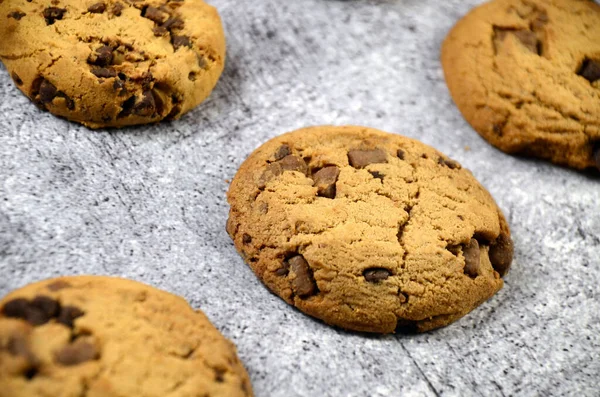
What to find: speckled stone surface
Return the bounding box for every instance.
[0,1,599,396]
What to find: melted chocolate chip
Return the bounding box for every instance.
[348,149,388,168]
[43,7,66,25]
[87,2,105,13]
[578,58,600,83]
[132,90,156,116]
[153,26,168,36]
[57,306,84,328]
[55,339,98,366]
[39,80,57,103]
[172,35,192,50]
[11,72,23,86]
[142,6,167,23]
[242,233,252,244]
[30,296,60,318]
[89,46,114,66]
[463,238,480,278]
[162,17,184,30]
[489,233,513,277]
[118,95,136,118]
[363,268,391,283]
[275,144,291,160]
[91,67,116,78]
[8,11,26,20]
[1,298,50,326]
[288,255,317,298]
[312,166,340,199]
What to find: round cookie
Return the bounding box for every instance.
[0,0,225,128]
[226,126,514,333]
[441,0,600,171]
[0,276,253,397]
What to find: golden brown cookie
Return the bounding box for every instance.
[441,0,600,171]
[0,276,253,397]
[0,0,225,128]
[226,126,514,333]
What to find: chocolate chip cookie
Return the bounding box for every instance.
[442,0,600,171]
[0,0,225,128]
[226,126,514,333]
[0,276,253,397]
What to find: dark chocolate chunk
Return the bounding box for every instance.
[8,11,26,20]
[31,296,60,318]
[11,72,23,85]
[132,90,156,116]
[274,144,291,160]
[162,17,184,30]
[143,6,166,23]
[89,45,114,66]
[348,149,387,168]
[463,238,480,278]
[578,58,600,83]
[57,306,84,328]
[397,149,405,160]
[171,35,192,50]
[118,95,136,117]
[438,156,461,169]
[92,67,116,78]
[363,268,391,283]
[55,340,98,366]
[39,80,57,103]
[111,2,124,16]
[43,7,66,25]
[87,2,105,13]
[2,298,30,319]
[278,155,308,174]
[288,255,317,298]
[313,166,340,199]
[242,233,252,244]
[489,233,513,277]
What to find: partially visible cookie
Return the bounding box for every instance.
[0,0,225,128]
[0,276,253,397]
[442,0,600,171]
[227,126,513,333]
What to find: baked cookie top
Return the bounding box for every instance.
[0,0,225,128]
[227,126,513,333]
[442,0,600,171]
[0,276,253,397]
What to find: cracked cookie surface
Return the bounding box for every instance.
[442,0,600,171]
[0,276,253,397]
[226,126,513,333]
[0,0,225,128]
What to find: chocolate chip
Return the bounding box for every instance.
[348,149,387,168]
[463,238,480,278]
[142,6,166,23]
[274,262,289,276]
[494,28,539,54]
[489,233,513,277]
[369,171,384,180]
[275,144,291,160]
[278,155,308,174]
[39,80,57,103]
[87,2,105,13]
[438,156,461,169]
[89,45,114,66]
[43,7,66,25]
[11,72,23,86]
[578,58,600,83]
[312,166,340,199]
[242,233,252,244]
[162,17,184,30]
[118,95,136,118]
[57,306,84,328]
[363,268,391,282]
[7,335,30,357]
[171,35,192,50]
[47,280,71,291]
[91,67,116,78]
[153,26,168,36]
[8,11,26,20]
[396,149,405,160]
[133,90,156,116]
[55,339,98,366]
[593,144,600,171]
[288,255,317,298]
[31,296,60,318]
[2,298,30,319]
[111,2,124,16]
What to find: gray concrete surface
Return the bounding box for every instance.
[1,0,599,396]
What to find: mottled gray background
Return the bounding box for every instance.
[1,0,599,396]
